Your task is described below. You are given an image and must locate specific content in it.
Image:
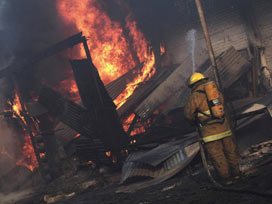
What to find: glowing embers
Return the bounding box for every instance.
[74,133,81,139]
[105,151,111,157]
[160,43,166,56]
[122,113,150,137]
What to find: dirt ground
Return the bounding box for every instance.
[57,165,272,204]
[17,155,272,204]
[15,115,272,204]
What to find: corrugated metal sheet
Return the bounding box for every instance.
[118,140,200,191]
[38,87,111,164]
[136,47,250,118]
[70,59,128,150]
[54,122,78,145]
[74,136,110,163]
[135,48,209,119]
[132,137,198,166]
[105,63,144,100]
[39,87,96,136]
[205,47,250,88]
[71,59,116,110]
[117,66,177,117]
[164,47,251,116]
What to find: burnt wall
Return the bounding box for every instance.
[165,1,249,65]
[254,0,272,69]
[129,0,272,71]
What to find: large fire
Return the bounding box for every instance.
[57,0,156,109]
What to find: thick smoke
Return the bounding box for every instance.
[1,0,77,101]
[0,0,69,194]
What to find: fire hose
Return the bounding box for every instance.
[196,128,222,187]
[196,128,272,198]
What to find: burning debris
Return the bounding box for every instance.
[1,0,272,203]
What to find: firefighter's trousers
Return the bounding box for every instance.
[204,136,240,179]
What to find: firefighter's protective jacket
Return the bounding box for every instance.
[184,81,232,143]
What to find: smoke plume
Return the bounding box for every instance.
[0,0,77,101]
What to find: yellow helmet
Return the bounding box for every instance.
[189,72,207,87]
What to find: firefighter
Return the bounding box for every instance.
[184,72,240,184]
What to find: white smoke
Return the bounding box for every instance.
[186,29,197,74]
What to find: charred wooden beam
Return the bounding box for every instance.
[36,113,58,179]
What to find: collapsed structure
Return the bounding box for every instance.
[0,0,272,201]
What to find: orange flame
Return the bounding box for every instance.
[11,93,24,120]
[74,133,81,139]
[7,92,39,172]
[122,113,135,132]
[50,78,80,102]
[114,52,155,109]
[105,151,111,157]
[56,0,156,109]
[16,133,38,172]
[122,113,146,136]
[160,43,166,56]
[57,0,137,84]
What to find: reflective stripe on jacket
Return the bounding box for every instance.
[197,109,211,119]
[202,130,232,143]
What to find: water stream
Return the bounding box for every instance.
[186,29,197,74]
